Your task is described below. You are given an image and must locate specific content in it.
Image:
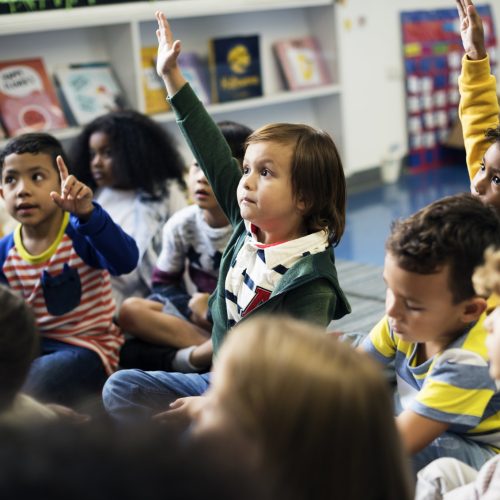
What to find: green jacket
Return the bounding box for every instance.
[169,84,351,354]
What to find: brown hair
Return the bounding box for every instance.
[245,124,346,246]
[386,193,500,303]
[485,124,500,144]
[212,316,412,500]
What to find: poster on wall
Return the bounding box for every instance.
[401,4,497,170]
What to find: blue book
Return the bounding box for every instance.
[209,34,262,103]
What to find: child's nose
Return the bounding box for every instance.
[472,173,487,195]
[385,291,402,320]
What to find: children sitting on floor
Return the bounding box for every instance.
[101,10,350,422]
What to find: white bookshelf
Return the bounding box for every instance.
[0,0,344,164]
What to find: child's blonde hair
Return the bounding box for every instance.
[473,247,500,296]
[245,124,346,246]
[213,315,412,500]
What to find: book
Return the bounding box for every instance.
[209,34,262,103]
[273,36,332,91]
[54,62,126,125]
[140,46,169,115]
[0,57,68,136]
[178,51,211,105]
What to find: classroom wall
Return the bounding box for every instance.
[336,0,500,175]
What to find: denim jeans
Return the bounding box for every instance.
[22,338,107,406]
[102,369,211,422]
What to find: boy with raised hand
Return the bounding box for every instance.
[0,133,138,407]
[457,0,500,211]
[361,193,500,473]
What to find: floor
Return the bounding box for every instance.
[336,164,471,266]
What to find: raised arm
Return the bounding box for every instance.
[456,0,486,61]
[155,10,187,97]
[456,0,499,179]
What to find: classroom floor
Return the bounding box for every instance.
[336,164,471,266]
[329,162,471,333]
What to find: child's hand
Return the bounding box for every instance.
[188,292,211,330]
[456,0,487,60]
[50,156,94,220]
[155,11,187,97]
[155,11,181,79]
[152,396,207,429]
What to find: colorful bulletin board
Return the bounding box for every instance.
[401,5,497,170]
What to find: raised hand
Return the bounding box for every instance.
[456,0,487,60]
[155,10,187,97]
[50,155,94,219]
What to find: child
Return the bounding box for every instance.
[457,0,500,212]
[101,11,350,421]
[191,315,413,500]
[69,110,187,308]
[0,133,139,406]
[118,121,252,369]
[361,193,500,473]
[415,248,500,499]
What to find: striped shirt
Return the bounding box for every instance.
[363,314,500,452]
[0,205,139,374]
[224,225,328,327]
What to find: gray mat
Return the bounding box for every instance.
[328,259,386,334]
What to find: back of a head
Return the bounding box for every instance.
[69,109,185,194]
[217,120,253,165]
[387,193,500,303]
[0,286,38,411]
[216,316,413,500]
[0,133,66,175]
[246,123,346,246]
[0,420,264,500]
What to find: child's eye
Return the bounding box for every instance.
[261,168,269,177]
[3,175,14,184]
[242,166,250,175]
[32,173,44,181]
[492,176,500,185]
[405,302,423,311]
[480,162,486,171]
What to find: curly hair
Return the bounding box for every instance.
[387,193,500,303]
[485,124,500,144]
[473,247,500,297]
[245,123,345,246]
[68,110,185,195]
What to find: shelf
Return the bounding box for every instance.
[0,0,334,34]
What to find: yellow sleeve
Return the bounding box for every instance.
[459,55,499,180]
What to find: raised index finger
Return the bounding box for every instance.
[56,155,69,183]
[456,0,466,21]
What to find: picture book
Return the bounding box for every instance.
[178,51,211,105]
[54,62,126,125]
[0,57,67,136]
[140,46,169,115]
[273,36,332,91]
[209,34,262,103]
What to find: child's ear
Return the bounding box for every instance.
[461,297,488,323]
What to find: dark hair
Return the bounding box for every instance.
[0,421,269,500]
[0,133,67,176]
[246,123,346,246]
[0,285,38,411]
[217,120,253,165]
[485,125,500,144]
[387,193,500,303]
[69,110,185,195]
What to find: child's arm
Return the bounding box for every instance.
[155,11,242,225]
[457,0,499,179]
[53,156,139,275]
[397,409,450,454]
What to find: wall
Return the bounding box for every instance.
[336,0,500,175]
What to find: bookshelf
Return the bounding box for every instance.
[0,0,344,167]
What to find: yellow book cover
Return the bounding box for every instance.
[141,46,169,115]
